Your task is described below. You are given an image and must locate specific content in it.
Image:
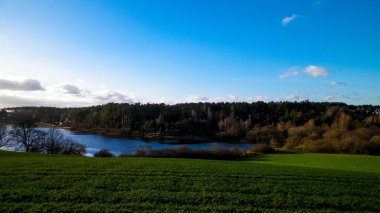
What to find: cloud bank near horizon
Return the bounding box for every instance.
[0,75,370,108]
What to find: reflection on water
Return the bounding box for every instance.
[41,128,252,156]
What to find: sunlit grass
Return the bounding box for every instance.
[249,153,380,173]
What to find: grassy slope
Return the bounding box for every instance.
[0,151,379,212]
[249,153,380,174]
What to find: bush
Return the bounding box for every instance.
[368,136,380,155]
[251,144,275,154]
[41,129,86,156]
[353,128,373,141]
[94,149,114,157]
[61,138,87,156]
[283,136,302,150]
[323,129,346,140]
[134,146,153,157]
[301,133,380,155]
[370,135,380,143]
[302,140,336,153]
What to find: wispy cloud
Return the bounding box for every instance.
[324,94,350,102]
[0,78,45,91]
[281,14,298,26]
[313,0,321,7]
[281,94,306,102]
[324,93,363,102]
[60,84,81,95]
[93,91,138,104]
[304,65,328,77]
[155,97,175,105]
[247,96,269,103]
[329,81,337,87]
[186,95,236,103]
[279,67,302,79]
[0,94,90,108]
[0,76,140,107]
[329,81,348,87]
[280,65,328,79]
[186,96,208,103]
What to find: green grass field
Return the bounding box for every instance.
[247,153,380,173]
[0,151,379,212]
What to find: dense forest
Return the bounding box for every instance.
[2,101,380,154]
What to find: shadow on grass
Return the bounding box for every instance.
[238,155,270,162]
[119,146,248,160]
[238,150,301,162]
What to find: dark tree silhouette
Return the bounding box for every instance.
[43,128,65,154]
[0,125,9,147]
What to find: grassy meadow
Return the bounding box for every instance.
[0,151,379,212]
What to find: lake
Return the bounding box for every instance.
[41,128,253,156]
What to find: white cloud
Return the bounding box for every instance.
[214,95,236,102]
[0,95,51,108]
[0,83,92,107]
[186,95,236,103]
[76,79,84,84]
[324,94,351,102]
[247,96,269,103]
[324,93,363,102]
[186,96,209,103]
[61,84,81,95]
[93,90,138,104]
[282,94,306,102]
[279,67,302,79]
[0,78,45,91]
[305,65,328,77]
[280,65,328,79]
[186,96,204,103]
[0,74,141,107]
[281,14,298,26]
[0,94,90,108]
[329,81,348,87]
[155,97,175,105]
[0,87,139,108]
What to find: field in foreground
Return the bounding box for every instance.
[0,151,379,212]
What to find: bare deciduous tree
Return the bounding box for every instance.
[9,113,45,152]
[0,125,9,147]
[43,128,65,154]
[61,137,86,156]
[10,126,45,152]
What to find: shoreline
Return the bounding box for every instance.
[37,122,251,145]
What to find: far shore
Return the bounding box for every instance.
[36,122,250,144]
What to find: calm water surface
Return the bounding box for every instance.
[44,128,252,156]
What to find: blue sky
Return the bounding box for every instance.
[0,0,379,107]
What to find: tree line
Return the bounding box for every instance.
[2,101,380,155]
[0,114,86,155]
